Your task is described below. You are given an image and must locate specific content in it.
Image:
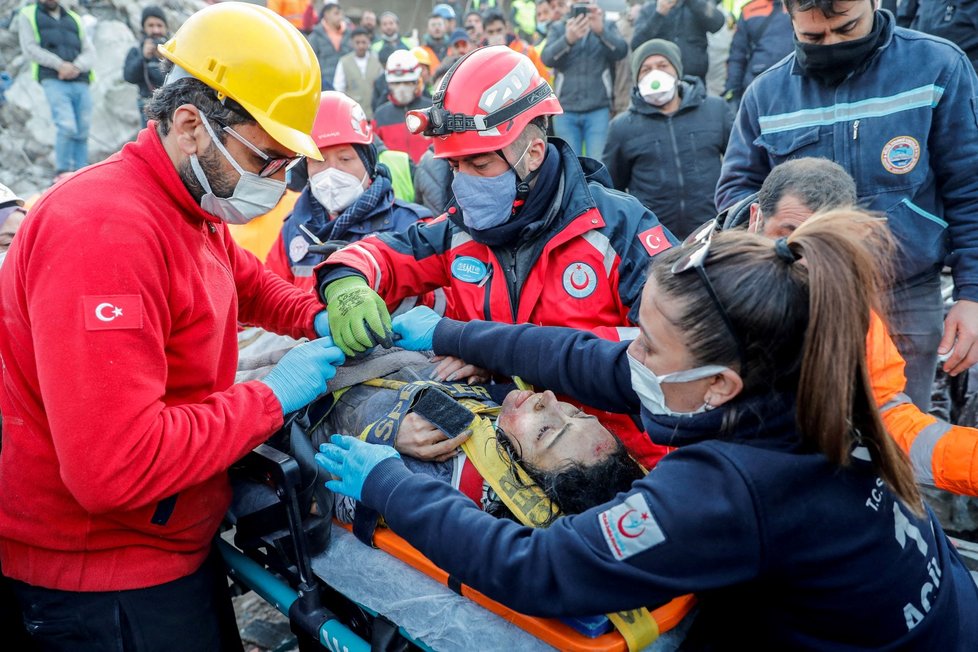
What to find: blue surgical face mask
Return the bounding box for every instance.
[452,145,530,231]
[626,351,729,417]
[190,114,287,225]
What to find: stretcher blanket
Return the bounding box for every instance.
[311,523,694,651]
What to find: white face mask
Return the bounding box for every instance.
[390,83,418,106]
[638,69,678,107]
[190,114,287,225]
[626,351,728,417]
[309,167,368,214]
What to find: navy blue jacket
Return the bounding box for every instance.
[722,0,794,98]
[359,320,978,649]
[273,184,430,284]
[717,10,978,299]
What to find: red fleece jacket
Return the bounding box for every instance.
[0,125,322,591]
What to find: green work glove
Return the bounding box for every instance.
[324,276,393,356]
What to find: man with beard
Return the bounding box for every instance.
[716,0,978,413]
[0,4,347,649]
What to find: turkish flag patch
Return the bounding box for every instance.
[83,295,143,331]
[638,226,673,257]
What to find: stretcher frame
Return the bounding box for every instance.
[221,444,693,651]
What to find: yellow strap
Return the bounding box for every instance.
[356,376,660,649]
[608,609,660,651]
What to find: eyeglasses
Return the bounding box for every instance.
[671,219,749,374]
[212,118,304,178]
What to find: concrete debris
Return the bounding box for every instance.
[0,0,205,199]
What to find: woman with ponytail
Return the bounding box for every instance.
[318,210,978,649]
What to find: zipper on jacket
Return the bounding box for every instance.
[667,118,687,219]
[852,119,860,141]
[480,264,494,321]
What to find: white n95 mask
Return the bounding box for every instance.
[627,351,728,417]
[310,168,367,214]
[638,69,678,107]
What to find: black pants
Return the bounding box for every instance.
[9,545,243,652]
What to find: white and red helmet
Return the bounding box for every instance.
[385,50,422,83]
[404,46,562,159]
[311,91,373,149]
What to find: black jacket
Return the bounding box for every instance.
[123,38,165,99]
[630,0,725,81]
[604,77,732,239]
[903,0,978,70]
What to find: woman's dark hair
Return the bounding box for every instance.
[490,430,645,526]
[649,210,923,514]
[145,60,254,138]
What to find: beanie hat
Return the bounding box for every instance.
[353,142,379,179]
[631,39,683,82]
[140,5,167,28]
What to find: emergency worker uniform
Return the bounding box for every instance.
[717,10,978,409]
[868,312,978,495]
[0,126,323,592]
[266,181,431,293]
[318,139,676,465]
[357,319,978,650]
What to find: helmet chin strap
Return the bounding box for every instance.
[497,142,540,203]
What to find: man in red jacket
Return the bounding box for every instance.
[0,5,345,650]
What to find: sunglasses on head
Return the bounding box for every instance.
[671,219,749,374]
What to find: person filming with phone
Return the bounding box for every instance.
[123,5,169,127]
[541,0,628,162]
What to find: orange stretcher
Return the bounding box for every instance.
[338,522,696,652]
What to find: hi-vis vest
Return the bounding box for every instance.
[378,149,415,203]
[19,4,93,82]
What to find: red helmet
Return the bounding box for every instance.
[405,45,562,159]
[311,91,373,149]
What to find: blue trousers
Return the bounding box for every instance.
[555,107,609,163]
[40,78,91,174]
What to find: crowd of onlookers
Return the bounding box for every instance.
[14,0,978,242]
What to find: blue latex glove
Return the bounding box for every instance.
[315,434,400,501]
[391,306,442,351]
[313,310,330,337]
[259,337,346,414]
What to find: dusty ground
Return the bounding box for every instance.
[232,589,298,652]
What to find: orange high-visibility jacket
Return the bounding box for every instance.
[869,312,978,495]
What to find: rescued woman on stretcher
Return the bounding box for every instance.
[317,210,978,650]
[311,351,644,525]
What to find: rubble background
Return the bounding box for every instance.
[0,0,206,198]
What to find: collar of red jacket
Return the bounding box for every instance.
[128,121,223,226]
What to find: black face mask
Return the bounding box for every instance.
[794,12,884,86]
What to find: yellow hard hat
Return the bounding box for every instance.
[410,47,434,69]
[159,2,324,160]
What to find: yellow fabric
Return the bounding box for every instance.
[228,190,299,262]
[159,3,323,159]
